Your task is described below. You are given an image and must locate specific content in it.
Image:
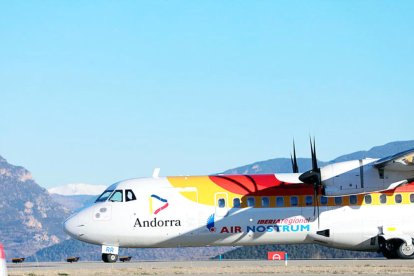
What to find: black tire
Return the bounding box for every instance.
[396,242,414,259]
[380,239,398,259]
[382,248,397,259]
[109,254,118,263]
[102,253,118,263]
[102,253,108,262]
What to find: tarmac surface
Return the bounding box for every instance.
[6,259,414,276]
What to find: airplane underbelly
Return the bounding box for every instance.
[314,206,385,251]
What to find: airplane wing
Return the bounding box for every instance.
[374,148,414,171]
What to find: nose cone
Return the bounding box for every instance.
[63,213,87,239]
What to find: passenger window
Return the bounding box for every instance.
[379,194,387,204]
[276,197,284,207]
[218,198,226,208]
[349,195,357,205]
[261,197,270,207]
[395,194,402,204]
[247,197,255,207]
[305,196,313,206]
[109,190,123,202]
[233,198,241,208]
[410,194,414,203]
[365,195,372,204]
[290,196,298,207]
[95,190,114,202]
[334,197,342,205]
[125,189,136,202]
[320,196,328,205]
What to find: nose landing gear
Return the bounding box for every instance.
[102,253,118,263]
[101,245,119,263]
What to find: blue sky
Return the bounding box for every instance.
[1,1,414,188]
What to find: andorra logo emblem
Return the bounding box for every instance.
[150,194,169,215]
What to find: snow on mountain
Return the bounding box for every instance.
[48,183,107,196]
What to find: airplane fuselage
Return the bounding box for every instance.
[64,173,414,255]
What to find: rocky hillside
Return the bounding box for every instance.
[50,194,96,212]
[0,155,71,258]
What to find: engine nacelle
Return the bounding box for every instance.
[321,159,413,196]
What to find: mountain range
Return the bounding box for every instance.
[1,140,414,261]
[48,183,106,212]
[0,155,71,258]
[223,140,414,174]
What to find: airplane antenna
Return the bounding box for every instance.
[152,168,161,178]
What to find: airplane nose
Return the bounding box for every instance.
[63,216,76,237]
[63,214,86,239]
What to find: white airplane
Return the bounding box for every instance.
[64,141,414,262]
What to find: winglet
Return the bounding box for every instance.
[152,168,161,178]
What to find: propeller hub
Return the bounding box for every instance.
[299,170,321,186]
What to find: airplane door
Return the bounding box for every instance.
[214,192,229,218]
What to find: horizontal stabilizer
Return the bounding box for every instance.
[374,148,414,171]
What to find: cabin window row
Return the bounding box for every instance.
[364,193,408,204]
[217,193,414,208]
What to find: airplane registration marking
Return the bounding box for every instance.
[102,246,118,254]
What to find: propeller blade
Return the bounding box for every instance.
[312,185,321,228]
[310,137,318,172]
[291,140,299,173]
[313,186,317,218]
[316,189,320,228]
[299,137,323,229]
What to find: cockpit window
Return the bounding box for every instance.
[95,190,114,202]
[125,189,136,202]
[109,190,123,202]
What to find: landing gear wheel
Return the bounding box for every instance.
[396,242,414,259]
[380,240,398,259]
[382,248,397,259]
[102,253,118,263]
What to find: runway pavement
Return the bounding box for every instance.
[6,259,414,276]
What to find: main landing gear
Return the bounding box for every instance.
[102,253,118,263]
[379,238,414,259]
